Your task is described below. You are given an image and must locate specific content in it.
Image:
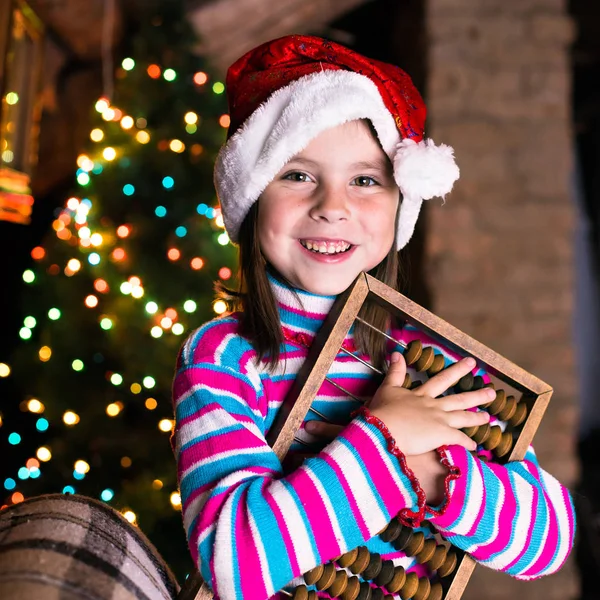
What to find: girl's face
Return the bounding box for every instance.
[258,120,399,296]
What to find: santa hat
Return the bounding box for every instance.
[214,35,459,250]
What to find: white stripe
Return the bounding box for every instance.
[448,454,484,535]
[536,469,572,575]
[181,446,270,482]
[325,435,388,536]
[214,333,237,365]
[249,510,276,596]
[268,481,318,573]
[483,469,535,570]
[177,405,265,453]
[353,419,415,508]
[175,381,263,420]
[304,468,345,545]
[462,470,505,554]
[213,490,240,600]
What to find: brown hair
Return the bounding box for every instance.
[217,202,404,373]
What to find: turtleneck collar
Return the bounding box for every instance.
[267,271,355,348]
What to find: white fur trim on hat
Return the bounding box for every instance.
[215,69,459,249]
[394,138,460,249]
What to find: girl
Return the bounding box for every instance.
[173,35,575,600]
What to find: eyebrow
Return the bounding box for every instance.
[287,156,391,172]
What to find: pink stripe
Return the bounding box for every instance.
[474,463,517,557]
[464,458,487,537]
[287,468,340,559]
[321,453,370,539]
[520,462,559,577]
[236,485,268,599]
[341,423,412,514]
[264,486,301,576]
[505,479,539,571]
[178,427,264,473]
[429,446,470,528]
[173,367,256,402]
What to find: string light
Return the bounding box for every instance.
[193,72,208,85]
[150,326,163,338]
[213,300,227,315]
[152,479,163,489]
[106,402,123,417]
[63,411,80,425]
[85,295,99,308]
[172,323,184,335]
[39,346,52,361]
[212,82,225,94]
[116,225,130,238]
[190,257,203,270]
[100,317,113,330]
[167,248,180,261]
[74,460,90,474]
[163,68,176,81]
[23,270,35,283]
[31,246,45,260]
[111,248,126,261]
[95,279,109,293]
[170,492,181,509]
[158,419,174,432]
[219,115,230,128]
[130,383,142,394]
[37,447,51,461]
[121,457,132,468]
[48,308,61,320]
[123,510,137,524]
[145,398,157,410]
[103,147,117,161]
[147,65,161,79]
[183,300,197,313]
[145,302,158,314]
[136,131,150,144]
[27,399,44,413]
[95,98,110,113]
[121,116,134,130]
[90,128,104,142]
[110,373,123,386]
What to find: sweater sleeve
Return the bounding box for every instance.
[173,328,421,600]
[426,444,576,580]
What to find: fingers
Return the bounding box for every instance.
[418,357,476,399]
[445,408,490,430]
[384,352,407,388]
[439,387,496,412]
[304,421,345,439]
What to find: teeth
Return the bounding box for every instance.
[301,240,351,254]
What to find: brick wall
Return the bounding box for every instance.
[426,1,578,597]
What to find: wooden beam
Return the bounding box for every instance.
[188,0,372,73]
[27,0,124,59]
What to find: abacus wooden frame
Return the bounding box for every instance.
[178,272,553,600]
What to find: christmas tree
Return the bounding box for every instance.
[3,1,236,577]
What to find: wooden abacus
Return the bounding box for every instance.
[178,272,552,600]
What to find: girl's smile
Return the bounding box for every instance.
[258,120,399,296]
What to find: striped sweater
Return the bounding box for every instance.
[172,276,575,600]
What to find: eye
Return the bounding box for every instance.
[352,176,378,187]
[283,171,312,183]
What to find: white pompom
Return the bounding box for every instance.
[394,138,460,201]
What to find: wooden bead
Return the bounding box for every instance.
[472,375,484,390]
[412,577,431,600]
[415,346,435,372]
[461,425,479,437]
[316,563,337,590]
[404,531,425,556]
[393,525,413,552]
[385,566,406,593]
[371,588,385,600]
[384,596,394,600]
[303,564,323,585]
[456,372,474,392]
[340,576,361,600]
[472,422,490,444]
[497,395,517,421]
[404,340,422,366]
[338,547,359,568]
[399,572,419,600]
[427,354,445,376]
[349,546,371,574]
[293,584,308,600]
[411,380,423,390]
[356,581,372,600]
[374,560,396,587]
[495,431,513,457]
[438,551,458,578]
[416,538,437,564]
[308,592,318,600]
[483,425,503,450]
[379,519,402,543]
[486,389,506,414]
[328,570,349,597]
[402,373,412,389]
[362,553,383,580]
[509,401,527,427]
[427,544,448,571]
[429,582,444,600]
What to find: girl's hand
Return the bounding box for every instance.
[367,352,492,456]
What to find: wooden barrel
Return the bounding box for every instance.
[0,494,179,599]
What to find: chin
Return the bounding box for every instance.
[297,276,355,296]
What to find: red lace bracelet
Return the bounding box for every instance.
[351,405,427,527]
[351,405,463,526]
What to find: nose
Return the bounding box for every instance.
[308,186,350,223]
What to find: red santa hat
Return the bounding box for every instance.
[214,35,459,250]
